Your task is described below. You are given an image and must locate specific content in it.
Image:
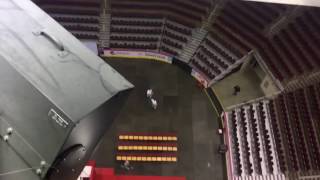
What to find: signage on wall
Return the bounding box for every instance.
[191,70,209,88]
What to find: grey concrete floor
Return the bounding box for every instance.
[212,69,265,109]
[91,59,226,180]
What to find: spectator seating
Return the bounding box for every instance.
[110,43,157,50]
[35,0,100,40]
[206,1,320,83]
[117,132,179,163]
[109,0,206,55]
[110,0,211,28]
[118,133,178,141]
[159,20,191,56]
[226,100,285,179]
[110,17,163,50]
[189,33,244,82]
[226,83,320,179]
[117,142,178,152]
[116,153,177,162]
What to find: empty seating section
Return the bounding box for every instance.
[190,57,216,81]
[236,108,252,175]
[285,92,310,171]
[116,153,177,162]
[246,106,262,175]
[227,84,320,179]
[118,133,178,141]
[109,0,209,55]
[35,0,100,40]
[206,1,320,83]
[110,0,210,27]
[117,132,178,163]
[295,89,320,170]
[226,101,283,179]
[118,142,178,152]
[36,0,320,84]
[306,85,320,142]
[228,111,242,175]
[274,95,299,171]
[160,21,191,56]
[255,102,274,174]
[189,32,244,82]
[268,101,286,172]
[110,16,162,50]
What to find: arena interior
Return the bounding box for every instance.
[8,0,320,180]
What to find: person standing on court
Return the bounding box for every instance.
[147,88,153,98]
[151,98,158,110]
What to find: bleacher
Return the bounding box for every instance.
[34,0,320,87]
[189,32,244,82]
[116,132,179,163]
[109,0,211,56]
[35,0,101,40]
[207,1,320,84]
[225,83,320,179]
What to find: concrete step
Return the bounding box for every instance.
[179,28,208,63]
[99,13,111,48]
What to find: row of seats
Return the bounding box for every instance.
[116,154,177,162]
[163,30,187,43]
[160,45,178,56]
[111,19,163,27]
[275,95,299,171]
[162,38,182,49]
[53,16,99,24]
[110,27,162,34]
[118,145,178,151]
[229,111,242,175]
[37,0,101,8]
[41,7,100,16]
[165,22,192,36]
[268,101,286,172]
[72,33,98,40]
[237,108,253,175]
[246,106,262,175]
[110,43,157,50]
[118,133,178,141]
[256,102,274,174]
[295,89,320,170]
[110,36,159,42]
[190,59,215,80]
[285,93,310,171]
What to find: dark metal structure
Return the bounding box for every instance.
[0,0,133,179]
